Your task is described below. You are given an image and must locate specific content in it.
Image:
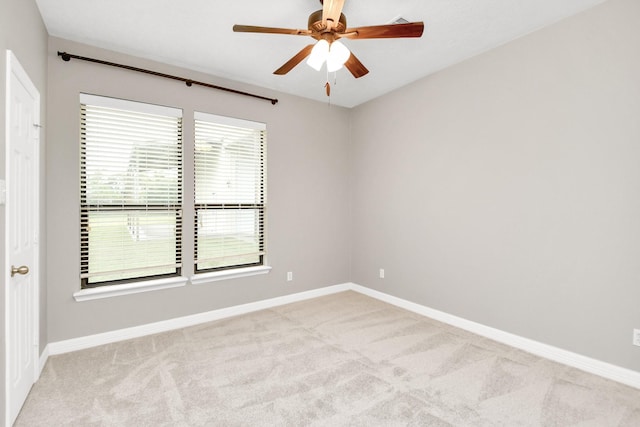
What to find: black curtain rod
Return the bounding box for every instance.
[57,51,278,105]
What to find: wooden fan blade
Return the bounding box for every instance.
[233,24,311,36]
[273,44,315,75]
[322,0,345,30]
[344,52,369,78]
[342,22,424,39]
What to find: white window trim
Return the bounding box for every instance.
[73,266,272,301]
[194,111,266,130]
[190,265,272,286]
[73,276,188,302]
[80,93,182,117]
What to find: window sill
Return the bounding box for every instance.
[73,276,188,302]
[190,265,272,286]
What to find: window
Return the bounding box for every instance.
[80,94,183,288]
[194,112,266,273]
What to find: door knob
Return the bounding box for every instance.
[11,265,29,277]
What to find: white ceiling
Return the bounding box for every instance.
[35,0,606,108]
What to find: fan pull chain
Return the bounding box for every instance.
[325,67,331,106]
[325,71,340,106]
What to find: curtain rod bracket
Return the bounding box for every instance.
[57,51,278,105]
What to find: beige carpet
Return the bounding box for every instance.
[16,291,640,426]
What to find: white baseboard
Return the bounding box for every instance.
[48,283,351,356]
[46,281,640,390]
[38,344,49,377]
[350,283,640,390]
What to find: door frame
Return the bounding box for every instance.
[5,49,41,426]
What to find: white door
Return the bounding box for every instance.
[5,50,40,426]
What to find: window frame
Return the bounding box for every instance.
[193,111,267,275]
[79,94,184,289]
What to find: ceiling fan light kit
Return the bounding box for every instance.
[307,39,351,72]
[327,40,351,72]
[233,0,424,95]
[307,39,329,70]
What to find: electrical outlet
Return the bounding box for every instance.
[634,329,640,347]
[287,272,293,282]
[379,268,385,279]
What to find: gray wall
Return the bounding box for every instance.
[351,0,640,372]
[1,0,48,421]
[46,37,352,342]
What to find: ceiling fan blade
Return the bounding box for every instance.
[344,52,369,78]
[342,22,424,39]
[322,0,346,30]
[233,24,312,36]
[273,44,316,75]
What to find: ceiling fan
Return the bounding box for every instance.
[233,0,424,82]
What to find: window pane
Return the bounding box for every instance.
[86,211,179,283]
[82,108,182,206]
[195,209,263,270]
[195,122,264,204]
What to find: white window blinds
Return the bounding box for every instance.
[194,112,266,272]
[80,94,183,287]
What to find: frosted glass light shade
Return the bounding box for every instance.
[326,40,350,72]
[306,40,329,71]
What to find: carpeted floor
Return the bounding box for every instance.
[15,291,640,426]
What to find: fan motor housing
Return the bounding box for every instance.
[308,9,347,33]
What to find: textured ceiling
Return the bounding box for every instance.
[35,0,606,108]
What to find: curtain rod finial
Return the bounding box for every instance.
[58,51,72,62]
